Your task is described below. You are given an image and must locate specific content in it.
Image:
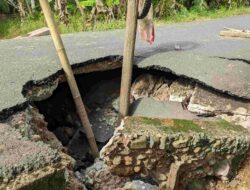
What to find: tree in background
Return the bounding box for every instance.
[1,0,250,25]
[56,0,69,25]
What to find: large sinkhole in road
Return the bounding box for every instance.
[34,67,178,171]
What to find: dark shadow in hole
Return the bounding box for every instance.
[186,176,218,190]
[33,67,178,170]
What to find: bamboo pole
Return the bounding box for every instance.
[119,0,138,118]
[39,0,99,157]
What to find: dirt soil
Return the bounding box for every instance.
[216,151,250,190]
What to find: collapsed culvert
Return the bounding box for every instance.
[1,57,250,190]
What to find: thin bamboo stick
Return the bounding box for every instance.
[39,0,99,157]
[119,0,138,118]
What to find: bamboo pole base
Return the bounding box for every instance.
[39,0,99,157]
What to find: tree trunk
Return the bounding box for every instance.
[25,0,32,14]
[57,0,69,25]
[17,0,26,19]
[75,0,84,17]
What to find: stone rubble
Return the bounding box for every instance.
[82,159,129,190]
[131,74,172,102]
[131,74,250,129]
[100,117,250,189]
[121,180,158,190]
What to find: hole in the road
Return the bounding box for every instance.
[21,60,249,189]
[33,67,178,172]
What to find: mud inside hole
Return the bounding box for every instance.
[34,67,177,171]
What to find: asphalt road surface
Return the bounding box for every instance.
[0,14,250,117]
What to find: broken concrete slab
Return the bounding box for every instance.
[100,116,250,189]
[27,27,50,37]
[0,56,122,120]
[15,27,50,39]
[188,85,250,115]
[136,51,250,99]
[1,15,250,117]
[130,98,199,120]
[0,107,86,190]
[130,73,250,128]
[188,85,250,128]
[0,124,60,181]
[0,122,71,190]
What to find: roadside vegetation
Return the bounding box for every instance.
[0,0,250,39]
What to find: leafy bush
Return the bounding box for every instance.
[1,0,249,21]
[0,0,10,13]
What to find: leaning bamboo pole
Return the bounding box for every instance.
[119,0,138,118]
[39,0,99,157]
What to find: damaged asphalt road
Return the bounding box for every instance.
[0,14,250,116]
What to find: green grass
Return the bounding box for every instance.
[1,6,250,39]
[156,6,250,24]
[0,14,46,39]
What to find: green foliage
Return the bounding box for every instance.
[79,0,96,8]
[0,0,10,13]
[78,0,119,8]
[105,0,120,6]
[2,0,249,18]
[0,0,250,39]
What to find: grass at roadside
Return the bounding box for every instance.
[157,6,250,24]
[0,6,250,39]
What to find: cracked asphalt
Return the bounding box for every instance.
[0,14,250,115]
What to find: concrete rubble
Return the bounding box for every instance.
[0,107,86,190]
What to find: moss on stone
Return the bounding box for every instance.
[20,170,67,190]
[125,117,250,141]
[142,117,162,126]
[137,117,204,133]
[173,120,203,133]
[216,120,246,132]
